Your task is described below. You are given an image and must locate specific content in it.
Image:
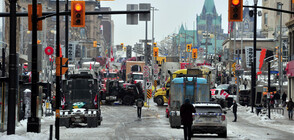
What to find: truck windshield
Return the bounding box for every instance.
[104,73,117,78]
[133,74,143,80]
[195,106,222,113]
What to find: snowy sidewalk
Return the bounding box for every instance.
[237,105,294,134]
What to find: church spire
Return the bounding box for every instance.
[201,0,217,15]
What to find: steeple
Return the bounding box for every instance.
[201,0,217,15]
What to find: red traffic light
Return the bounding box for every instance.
[232,0,240,6]
[74,4,82,11]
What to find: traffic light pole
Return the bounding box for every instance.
[251,0,257,113]
[7,0,17,135]
[65,0,69,78]
[144,21,148,103]
[27,0,41,133]
[55,0,61,139]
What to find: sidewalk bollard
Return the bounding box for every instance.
[49,124,53,140]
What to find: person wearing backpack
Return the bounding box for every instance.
[136,98,144,119]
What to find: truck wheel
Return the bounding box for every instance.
[123,95,134,105]
[156,96,164,106]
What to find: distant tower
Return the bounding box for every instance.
[196,0,226,54]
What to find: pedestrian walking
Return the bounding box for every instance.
[136,98,144,119]
[232,100,237,122]
[287,98,293,120]
[180,99,196,140]
[243,78,248,89]
[282,92,287,107]
[273,92,280,107]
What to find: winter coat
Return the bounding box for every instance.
[287,101,293,111]
[282,93,287,101]
[180,103,196,125]
[233,103,237,113]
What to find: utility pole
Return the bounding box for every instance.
[144,21,148,102]
[55,0,61,139]
[7,0,18,134]
[251,0,258,113]
[65,0,69,78]
[205,16,208,62]
[278,2,283,96]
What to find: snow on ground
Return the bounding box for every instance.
[237,105,294,134]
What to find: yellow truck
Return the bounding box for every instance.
[153,68,213,106]
[153,69,187,106]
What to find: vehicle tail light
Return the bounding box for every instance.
[134,81,137,84]
[221,115,226,121]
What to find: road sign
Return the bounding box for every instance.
[153,74,158,80]
[199,47,204,53]
[143,65,150,71]
[147,89,152,99]
[154,64,158,69]
[146,82,152,89]
[143,72,149,78]
[236,64,241,70]
[154,69,159,74]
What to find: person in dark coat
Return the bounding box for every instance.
[287,98,293,120]
[136,98,144,119]
[180,99,196,140]
[232,100,237,122]
[274,92,281,107]
[282,92,287,107]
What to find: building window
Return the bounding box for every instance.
[264,13,268,25]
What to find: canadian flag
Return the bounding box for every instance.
[106,57,109,69]
[110,47,114,62]
[219,90,229,99]
[61,96,66,109]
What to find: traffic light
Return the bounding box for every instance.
[218,55,222,62]
[93,41,97,47]
[186,44,192,52]
[153,47,159,57]
[28,4,42,31]
[56,57,68,76]
[228,0,243,22]
[153,42,157,47]
[192,49,197,59]
[275,46,279,58]
[71,1,85,27]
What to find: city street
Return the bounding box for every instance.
[2,100,294,140]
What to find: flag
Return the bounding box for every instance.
[110,47,114,62]
[219,90,229,99]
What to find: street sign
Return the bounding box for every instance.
[154,64,158,69]
[199,47,204,53]
[143,72,149,77]
[153,74,158,80]
[127,4,138,25]
[143,65,149,71]
[146,82,152,89]
[235,64,241,70]
[154,69,159,74]
[139,3,151,21]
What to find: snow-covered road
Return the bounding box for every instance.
[1,102,294,140]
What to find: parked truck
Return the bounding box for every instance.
[100,80,144,105]
[60,72,102,128]
[168,72,210,128]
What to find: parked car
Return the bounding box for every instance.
[192,103,227,138]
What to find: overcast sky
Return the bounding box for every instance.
[100,0,262,47]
